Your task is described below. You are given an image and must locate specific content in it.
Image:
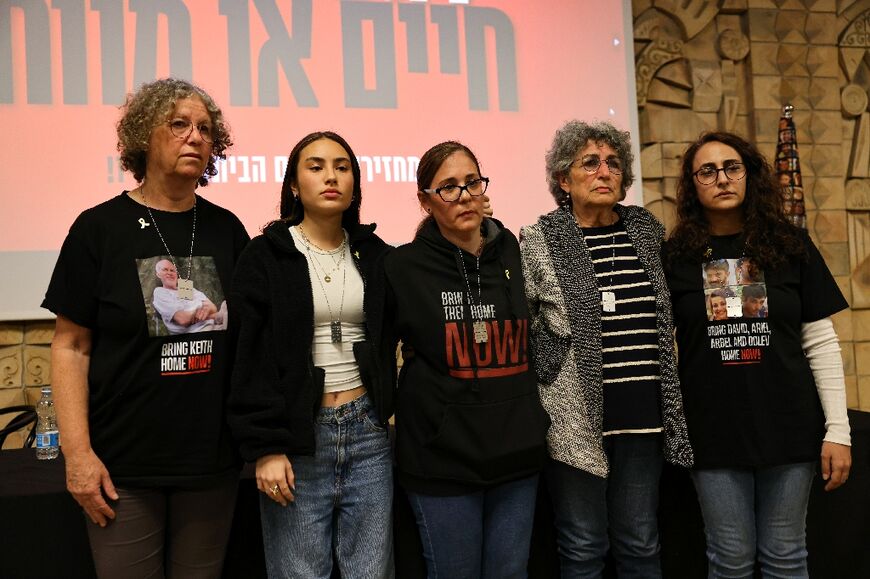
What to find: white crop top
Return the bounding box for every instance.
[290,226,366,394]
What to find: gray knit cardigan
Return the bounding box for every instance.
[519,204,693,477]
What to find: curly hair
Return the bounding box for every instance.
[664,131,805,271]
[116,78,232,187]
[544,120,635,207]
[276,131,362,231]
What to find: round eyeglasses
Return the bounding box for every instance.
[422,177,489,202]
[694,163,746,185]
[167,118,215,144]
[572,156,623,175]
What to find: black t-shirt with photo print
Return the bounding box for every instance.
[665,231,848,469]
[43,192,250,487]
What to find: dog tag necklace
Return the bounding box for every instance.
[576,215,617,313]
[458,237,488,343]
[141,187,196,300]
[600,231,617,312]
[300,227,347,343]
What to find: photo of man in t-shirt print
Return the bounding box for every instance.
[741,284,768,318]
[703,259,731,288]
[701,257,769,320]
[735,257,764,285]
[136,255,228,337]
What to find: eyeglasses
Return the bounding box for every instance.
[422,177,490,202]
[694,163,746,185]
[572,156,623,175]
[167,119,215,144]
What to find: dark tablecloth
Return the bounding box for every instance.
[2,410,869,579]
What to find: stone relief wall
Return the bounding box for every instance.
[635,0,869,410]
[0,322,53,449]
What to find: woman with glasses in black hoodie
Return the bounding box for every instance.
[384,141,550,579]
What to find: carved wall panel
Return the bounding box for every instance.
[0,346,22,388]
[810,177,846,210]
[807,46,839,77]
[0,323,23,347]
[24,322,54,345]
[23,345,50,387]
[849,212,870,307]
[846,177,870,208]
[691,61,724,111]
[634,2,868,408]
[653,0,718,38]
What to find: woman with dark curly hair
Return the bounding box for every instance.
[43,78,249,578]
[520,120,693,577]
[664,131,852,578]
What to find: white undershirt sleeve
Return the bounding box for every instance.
[801,317,851,446]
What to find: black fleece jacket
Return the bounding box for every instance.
[227,220,394,462]
[385,218,549,495]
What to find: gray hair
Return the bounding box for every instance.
[117,78,232,187]
[545,120,635,206]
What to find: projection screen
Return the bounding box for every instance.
[0,0,640,319]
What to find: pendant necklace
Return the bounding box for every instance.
[600,232,617,313]
[458,236,488,344]
[298,223,346,282]
[141,186,197,300]
[300,226,347,343]
[576,213,617,313]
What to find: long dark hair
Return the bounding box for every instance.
[415,141,483,232]
[273,131,362,230]
[665,131,805,271]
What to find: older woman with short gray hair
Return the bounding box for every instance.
[43,78,248,578]
[520,120,693,577]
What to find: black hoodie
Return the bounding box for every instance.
[228,220,395,462]
[385,218,549,495]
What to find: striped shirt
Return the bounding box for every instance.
[581,219,663,435]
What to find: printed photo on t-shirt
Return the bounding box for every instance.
[135,256,228,337]
[740,283,768,319]
[702,258,771,365]
[702,259,733,288]
[702,258,768,321]
[735,257,764,285]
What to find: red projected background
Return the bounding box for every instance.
[0,0,638,318]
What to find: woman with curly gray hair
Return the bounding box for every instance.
[520,120,693,577]
[43,78,249,578]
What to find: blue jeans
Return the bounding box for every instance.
[691,462,815,579]
[407,474,539,579]
[259,393,394,579]
[546,434,664,579]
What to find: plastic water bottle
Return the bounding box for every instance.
[35,386,59,460]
